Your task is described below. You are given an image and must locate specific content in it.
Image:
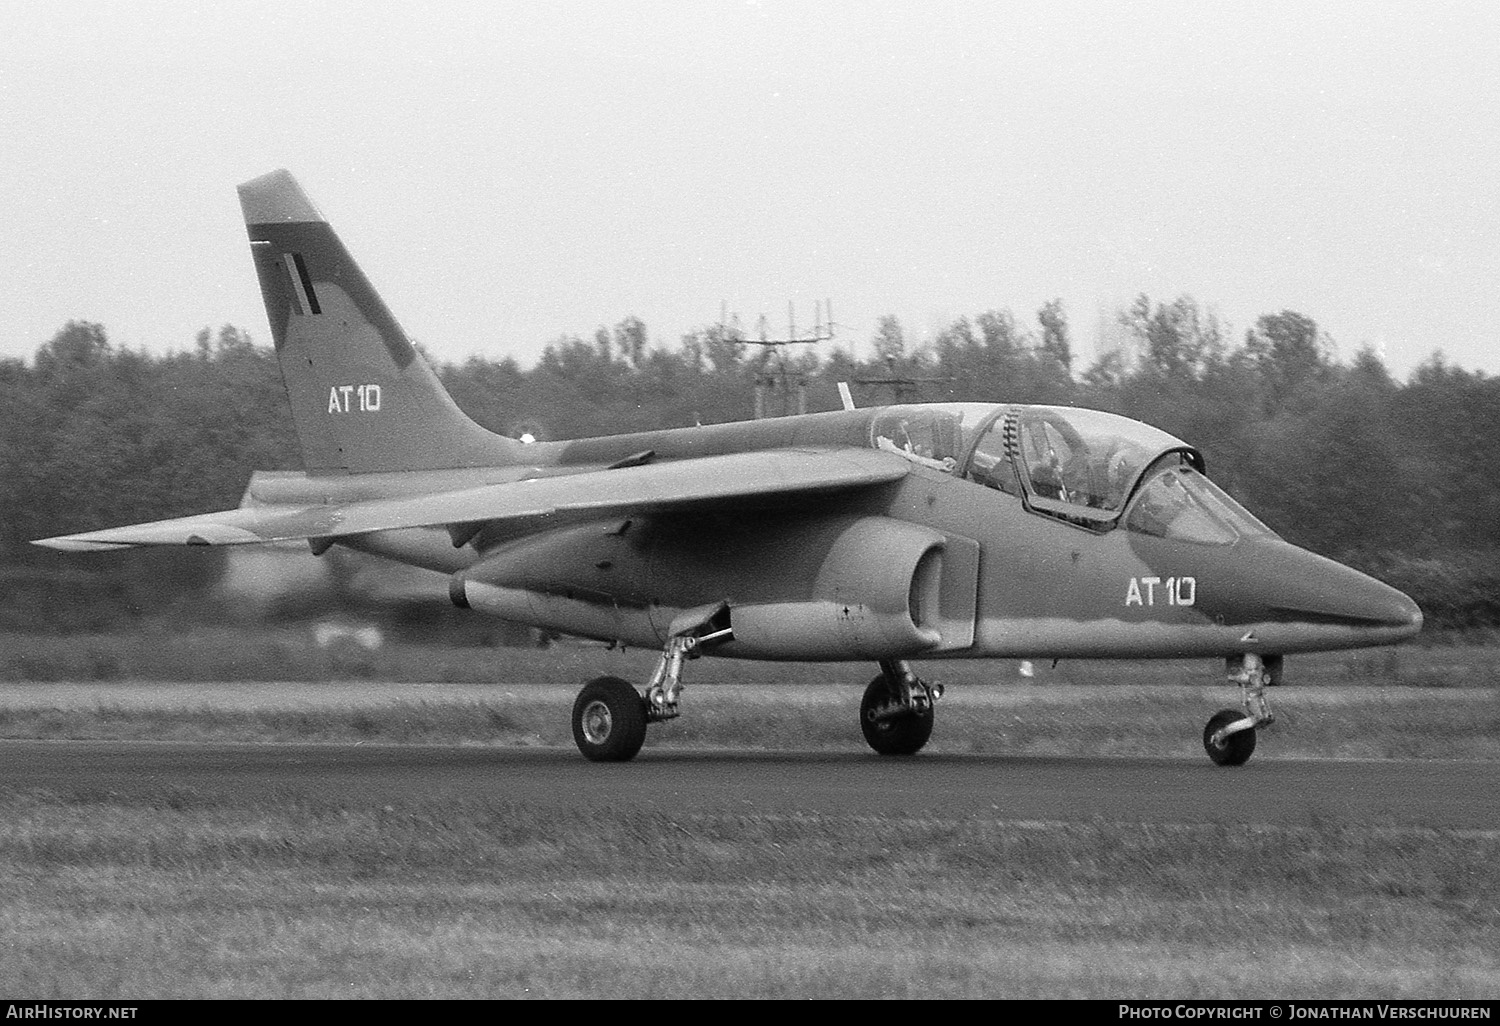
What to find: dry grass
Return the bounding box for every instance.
[1,791,1496,999]
[0,682,1495,761]
[4,627,1498,689]
[0,628,1497,762]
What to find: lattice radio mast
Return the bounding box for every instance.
[724,300,835,418]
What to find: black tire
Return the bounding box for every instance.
[1203,708,1256,766]
[860,674,934,756]
[572,676,647,762]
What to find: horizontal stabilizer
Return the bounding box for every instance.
[33,448,910,551]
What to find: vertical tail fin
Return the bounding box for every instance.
[238,169,521,474]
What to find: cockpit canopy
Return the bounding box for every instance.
[868,402,1274,541]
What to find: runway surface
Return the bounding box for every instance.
[1,739,1494,830]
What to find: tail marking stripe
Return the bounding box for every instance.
[283,253,322,316]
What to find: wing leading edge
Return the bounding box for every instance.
[33,448,911,552]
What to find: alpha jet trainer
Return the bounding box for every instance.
[36,170,1423,765]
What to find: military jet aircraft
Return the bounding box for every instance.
[35,169,1423,765]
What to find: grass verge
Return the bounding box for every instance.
[0,686,1496,760]
[5,628,1500,688]
[1,789,1496,999]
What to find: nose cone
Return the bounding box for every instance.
[1230,540,1422,650]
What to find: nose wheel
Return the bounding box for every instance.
[1203,653,1278,766]
[1203,708,1256,766]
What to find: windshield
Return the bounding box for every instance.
[1125,454,1277,545]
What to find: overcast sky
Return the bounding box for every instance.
[2,1,1497,379]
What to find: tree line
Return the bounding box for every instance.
[3,299,1499,631]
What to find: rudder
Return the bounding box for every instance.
[238,169,521,474]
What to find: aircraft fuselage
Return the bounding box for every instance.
[298,403,1420,663]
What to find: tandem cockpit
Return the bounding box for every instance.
[868,403,1276,542]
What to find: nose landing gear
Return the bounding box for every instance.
[1203,652,1279,766]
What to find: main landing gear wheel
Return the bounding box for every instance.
[572,676,648,762]
[1203,708,1256,767]
[860,674,934,756]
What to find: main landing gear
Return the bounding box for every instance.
[861,659,942,756]
[570,626,731,762]
[568,628,946,761]
[1203,652,1279,767]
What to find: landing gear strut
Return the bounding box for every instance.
[568,616,733,762]
[1203,652,1279,766]
[860,659,942,756]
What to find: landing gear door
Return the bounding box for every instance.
[932,532,980,652]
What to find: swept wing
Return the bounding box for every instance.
[33,448,909,552]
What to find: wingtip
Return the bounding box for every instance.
[237,168,325,225]
[31,537,135,552]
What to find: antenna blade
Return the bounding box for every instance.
[837,381,856,411]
